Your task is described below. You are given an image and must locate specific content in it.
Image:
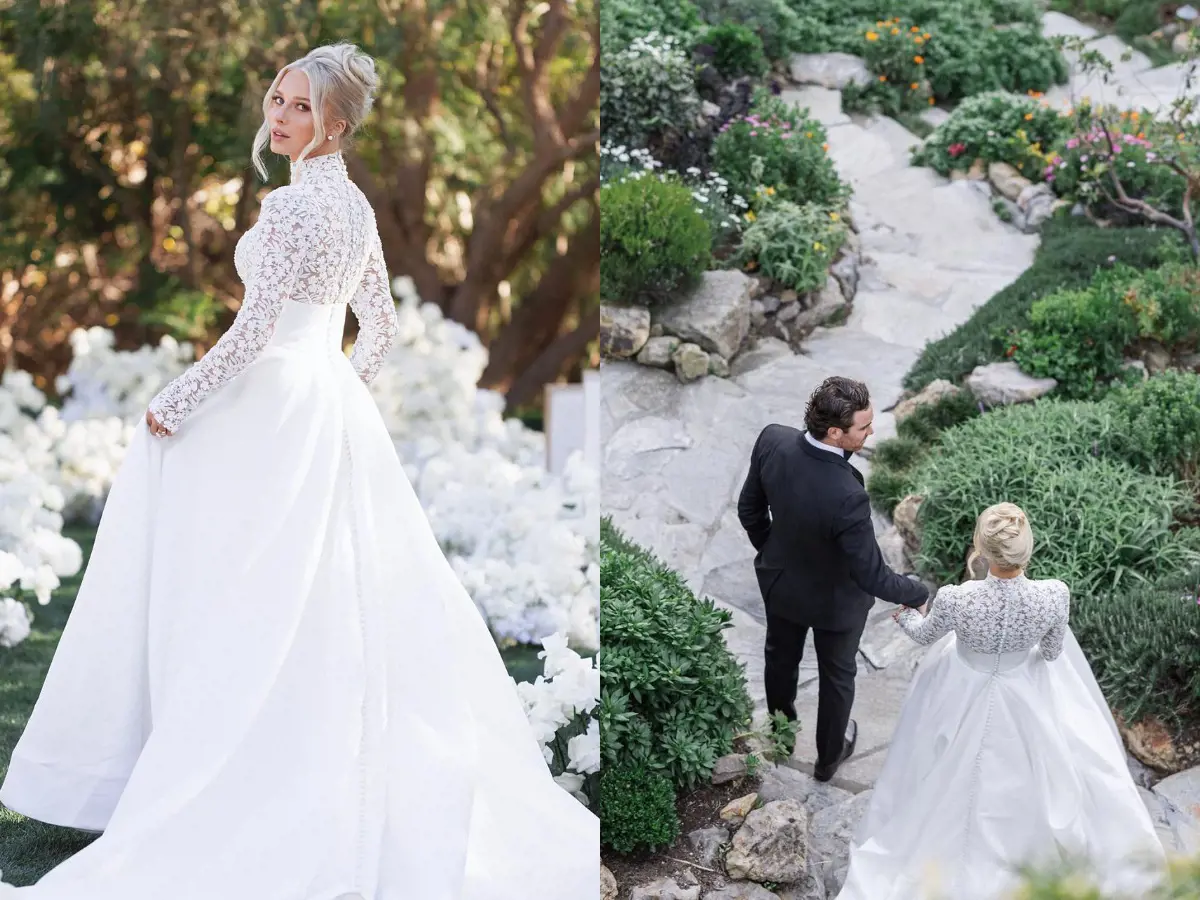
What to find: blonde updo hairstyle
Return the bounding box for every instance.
[251,42,380,180]
[967,502,1033,574]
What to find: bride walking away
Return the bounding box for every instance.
[0,42,597,900]
[837,503,1166,900]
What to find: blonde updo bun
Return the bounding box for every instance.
[251,42,380,180]
[969,502,1034,573]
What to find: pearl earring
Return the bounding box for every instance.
[327,134,333,141]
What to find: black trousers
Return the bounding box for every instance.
[763,612,866,768]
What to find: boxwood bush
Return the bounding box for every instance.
[600,175,712,306]
[905,219,1178,393]
[1103,371,1200,484]
[599,763,682,853]
[599,518,754,790]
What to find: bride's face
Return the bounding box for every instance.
[267,70,319,162]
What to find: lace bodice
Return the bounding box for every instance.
[897,572,1070,661]
[147,150,400,433]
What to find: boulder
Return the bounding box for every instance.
[702,99,722,118]
[756,764,855,818]
[761,294,783,314]
[601,864,619,900]
[968,158,988,181]
[750,299,768,328]
[638,335,682,369]
[658,270,754,361]
[1122,716,1185,773]
[892,378,962,423]
[830,250,860,302]
[788,52,872,90]
[631,876,702,900]
[965,362,1057,406]
[720,793,759,827]
[703,884,783,900]
[1143,341,1172,374]
[808,793,873,897]
[688,824,731,868]
[1150,765,1200,852]
[794,277,848,330]
[724,799,810,883]
[673,342,711,383]
[709,353,732,378]
[713,753,750,785]
[601,304,651,358]
[988,162,1031,202]
[892,495,924,554]
[777,301,800,323]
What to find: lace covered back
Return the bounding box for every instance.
[897,573,1070,661]
[147,151,399,433]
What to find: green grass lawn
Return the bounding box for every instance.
[0,523,554,884]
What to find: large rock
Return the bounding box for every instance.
[789,52,872,90]
[892,378,961,423]
[795,277,848,331]
[892,494,924,554]
[1017,183,1059,233]
[808,792,873,898]
[601,864,619,900]
[830,250,860,303]
[724,798,810,883]
[658,270,754,361]
[720,793,759,827]
[631,876,702,900]
[713,753,750,785]
[602,304,652,358]
[638,335,682,368]
[1122,716,1186,773]
[988,162,1032,202]
[689,825,731,868]
[703,884,783,900]
[756,764,855,818]
[1151,766,1200,853]
[673,342,711,383]
[965,362,1057,406]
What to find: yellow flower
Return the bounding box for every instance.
[806,131,813,138]
[1024,112,1034,121]
[745,211,756,222]
[891,27,900,35]
[866,31,879,41]
[813,241,826,251]
[765,186,776,195]
[829,211,840,221]
[914,55,924,64]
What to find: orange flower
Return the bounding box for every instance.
[911,82,920,90]
[891,27,900,35]
[866,30,879,41]
[822,142,830,152]
[879,74,888,82]
[914,55,924,64]
[910,25,920,32]
[914,35,924,44]
[1024,112,1034,121]
[923,32,931,39]
[928,97,935,105]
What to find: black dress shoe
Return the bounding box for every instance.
[813,719,858,783]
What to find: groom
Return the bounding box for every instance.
[737,376,928,782]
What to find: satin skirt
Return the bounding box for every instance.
[0,302,598,899]
[836,627,1166,900]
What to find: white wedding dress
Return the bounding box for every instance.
[837,573,1166,900]
[0,150,598,900]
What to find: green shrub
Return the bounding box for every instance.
[1103,371,1200,484]
[600,518,754,790]
[734,201,847,293]
[599,0,703,56]
[1012,852,1200,898]
[905,219,1177,393]
[912,91,1070,177]
[1008,263,1200,399]
[896,389,982,442]
[600,175,712,306]
[842,17,934,115]
[712,98,848,213]
[692,0,804,62]
[600,33,701,150]
[1073,566,1200,729]
[599,763,681,853]
[908,400,1200,592]
[697,23,769,79]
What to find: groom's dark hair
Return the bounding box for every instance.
[805,377,870,438]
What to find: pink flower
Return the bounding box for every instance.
[1066,138,1079,149]
[948,142,967,158]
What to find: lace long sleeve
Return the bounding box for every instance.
[1040,583,1070,661]
[897,585,956,645]
[348,229,399,385]
[148,188,318,433]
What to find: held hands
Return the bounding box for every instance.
[145,409,173,439]
[891,600,929,623]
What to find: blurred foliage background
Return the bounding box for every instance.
[0,0,599,417]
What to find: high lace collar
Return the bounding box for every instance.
[289,149,347,185]
[986,570,1027,584]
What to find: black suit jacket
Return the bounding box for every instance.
[737,424,928,631]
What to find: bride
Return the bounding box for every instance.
[0,43,598,900]
[836,502,1166,900]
